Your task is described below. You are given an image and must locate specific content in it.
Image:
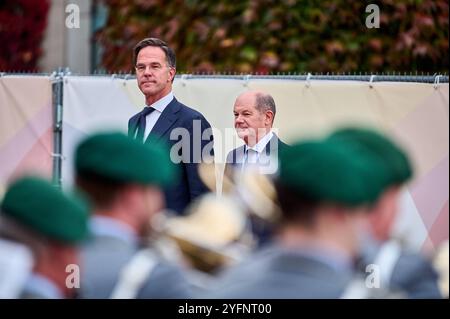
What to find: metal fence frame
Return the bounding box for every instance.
[2,70,448,186]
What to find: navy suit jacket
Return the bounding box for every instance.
[128,97,213,215]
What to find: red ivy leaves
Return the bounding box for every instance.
[0,0,50,72]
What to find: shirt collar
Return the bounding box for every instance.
[23,273,63,299]
[89,215,138,246]
[146,91,174,113]
[245,130,274,154]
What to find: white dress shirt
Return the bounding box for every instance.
[143,91,174,141]
[242,130,274,172]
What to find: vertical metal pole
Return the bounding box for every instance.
[52,68,64,188]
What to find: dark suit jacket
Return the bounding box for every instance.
[225,133,288,176]
[128,97,213,215]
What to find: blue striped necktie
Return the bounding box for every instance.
[242,147,258,172]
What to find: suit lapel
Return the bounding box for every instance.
[234,145,246,167]
[264,133,279,157]
[128,112,142,138]
[145,97,181,142]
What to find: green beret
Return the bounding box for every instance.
[1,176,89,243]
[328,128,412,186]
[278,139,390,206]
[75,132,176,186]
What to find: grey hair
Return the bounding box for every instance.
[255,93,276,119]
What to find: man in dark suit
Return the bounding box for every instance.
[225,90,288,177]
[128,38,213,215]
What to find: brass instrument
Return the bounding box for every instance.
[145,162,280,284]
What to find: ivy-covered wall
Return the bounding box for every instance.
[0,0,50,72]
[96,0,449,74]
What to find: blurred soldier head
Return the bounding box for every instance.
[328,128,413,242]
[274,139,389,257]
[0,176,89,298]
[74,132,176,238]
[233,90,276,147]
[133,38,177,105]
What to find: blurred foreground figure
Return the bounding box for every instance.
[75,132,191,298]
[329,128,441,299]
[0,176,89,298]
[209,138,390,298]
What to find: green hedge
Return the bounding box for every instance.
[97,0,449,73]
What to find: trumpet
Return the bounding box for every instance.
[146,163,281,274]
[147,193,252,275]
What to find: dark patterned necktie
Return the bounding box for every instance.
[242,147,258,171]
[136,107,155,142]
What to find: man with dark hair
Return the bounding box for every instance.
[225,90,288,177]
[133,38,176,73]
[76,132,192,299]
[128,37,214,215]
